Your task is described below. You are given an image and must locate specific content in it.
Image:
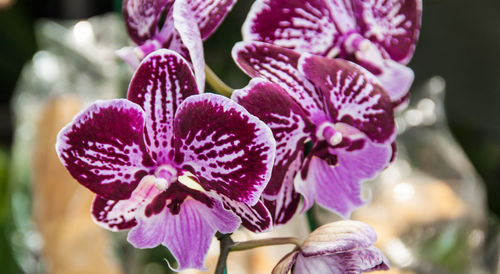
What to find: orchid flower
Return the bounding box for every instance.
[273,220,389,274]
[118,0,238,91]
[232,42,395,225]
[56,49,276,271]
[242,0,422,106]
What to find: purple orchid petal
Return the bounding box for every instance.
[56,99,153,200]
[173,0,206,91]
[127,191,240,271]
[299,53,395,144]
[173,93,276,205]
[91,175,162,231]
[294,248,389,274]
[295,126,392,217]
[353,0,422,64]
[242,0,342,57]
[232,78,312,224]
[221,196,272,232]
[301,220,378,255]
[123,0,173,44]
[128,49,199,164]
[375,58,414,104]
[187,0,237,40]
[232,41,325,121]
[92,196,138,231]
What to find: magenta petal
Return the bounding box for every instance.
[232,41,325,120]
[353,0,422,64]
[187,0,237,40]
[128,49,199,163]
[92,175,161,231]
[376,58,415,104]
[296,128,392,217]
[221,196,272,232]
[123,0,173,44]
[56,99,153,200]
[243,0,342,56]
[299,53,395,144]
[174,93,276,205]
[127,196,239,271]
[232,78,312,224]
[173,0,206,91]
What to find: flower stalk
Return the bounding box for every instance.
[215,233,302,274]
[205,64,234,97]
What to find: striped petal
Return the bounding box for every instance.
[123,0,173,44]
[221,196,272,232]
[299,53,395,144]
[243,0,343,57]
[296,220,389,273]
[127,190,239,271]
[294,247,389,273]
[187,0,237,40]
[56,99,153,200]
[353,0,422,64]
[91,175,162,231]
[232,41,325,121]
[295,126,392,217]
[173,93,276,205]
[232,78,312,224]
[128,49,199,164]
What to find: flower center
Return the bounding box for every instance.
[153,164,178,191]
[316,122,343,146]
[343,32,370,55]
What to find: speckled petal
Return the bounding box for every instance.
[91,175,161,231]
[299,53,395,144]
[127,194,239,271]
[295,127,392,217]
[221,196,272,232]
[173,93,276,205]
[353,0,422,64]
[233,41,325,121]
[128,49,199,164]
[243,0,343,57]
[187,0,237,40]
[233,78,312,224]
[56,99,153,200]
[123,0,173,44]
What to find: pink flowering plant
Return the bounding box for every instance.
[56,0,422,272]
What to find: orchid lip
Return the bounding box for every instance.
[316,122,343,146]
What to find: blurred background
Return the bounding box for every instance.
[0,0,499,273]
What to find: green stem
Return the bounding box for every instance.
[205,65,234,97]
[231,237,302,252]
[215,232,234,274]
[306,208,319,232]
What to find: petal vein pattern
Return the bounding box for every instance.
[354,0,422,63]
[174,93,276,205]
[243,0,342,56]
[128,49,199,163]
[56,99,153,201]
[233,79,311,224]
[187,0,237,40]
[232,42,324,120]
[299,54,395,144]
